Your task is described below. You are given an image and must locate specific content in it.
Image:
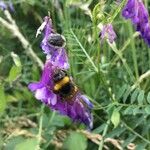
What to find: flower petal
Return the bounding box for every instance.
[35,87,47,100]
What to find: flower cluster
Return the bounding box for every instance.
[28,16,93,129]
[122,0,150,45]
[99,24,117,43]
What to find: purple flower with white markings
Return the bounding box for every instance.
[100,24,116,43]
[28,60,93,129]
[122,0,150,45]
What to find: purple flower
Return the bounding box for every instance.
[122,0,150,45]
[100,24,117,43]
[28,60,93,129]
[46,47,69,70]
[0,0,14,11]
[0,1,7,10]
[8,0,14,12]
[40,16,69,69]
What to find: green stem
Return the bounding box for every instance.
[36,105,45,149]
[122,121,150,145]
[109,0,127,23]
[48,111,56,125]
[111,32,139,66]
[70,29,98,72]
[128,23,139,79]
[98,120,110,150]
[108,42,135,82]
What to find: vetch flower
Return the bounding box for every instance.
[46,47,69,70]
[122,0,150,45]
[0,1,7,10]
[28,59,93,129]
[0,0,14,11]
[38,16,69,69]
[99,24,117,43]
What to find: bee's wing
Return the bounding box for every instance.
[79,94,93,109]
[69,77,93,109]
[75,93,93,129]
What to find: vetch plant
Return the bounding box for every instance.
[28,16,93,129]
[1,0,150,149]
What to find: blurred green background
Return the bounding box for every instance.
[1,0,150,149]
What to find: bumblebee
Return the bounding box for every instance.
[52,69,78,100]
[48,33,66,48]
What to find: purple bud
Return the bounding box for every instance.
[0,1,7,10]
[100,24,116,43]
[0,0,14,12]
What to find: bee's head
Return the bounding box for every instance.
[48,34,66,48]
[53,69,67,82]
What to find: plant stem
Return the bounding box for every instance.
[122,121,150,145]
[36,105,45,150]
[128,23,139,79]
[111,32,139,66]
[0,10,44,69]
[70,29,98,72]
[110,0,127,23]
[98,120,110,150]
[108,41,135,82]
[131,70,150,91]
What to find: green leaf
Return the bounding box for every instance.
[0,85,6,113]
[111,108,120,128]
[121,135,136,148]
[0,55,3,63]
[11,52,21,67]
[135,143,147,150]
[93,124,106,134]
[116,84,128,100]
[123,106,133,115]
[147,92,150,104]
[14,138,38,150]
[145,106,150,114]
[106,127,126,138]
[22,87,33,100]
[6,94,18,102]
[7,65,21,82]
[31,65,40,81]
[26,0,36,5]
[137,90,145,105]
[123,85,131,103]
[63,132,87,150]
[131,88,139,104]
[133,107,140,115]
[4,136,25,150]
